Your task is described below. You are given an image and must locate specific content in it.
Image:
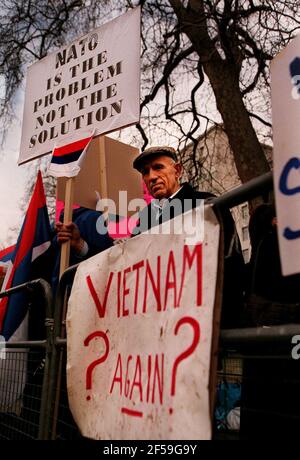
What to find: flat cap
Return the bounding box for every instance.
[133,146,177,171]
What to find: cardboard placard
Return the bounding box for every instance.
[56,136,144,216]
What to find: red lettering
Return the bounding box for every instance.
[132,260,144,314]
[146,355,152,403]
[122,267,131,317]
[164,250,177,310]
[117,271,121,317]
[143,257,162,313]
[152,354,164,404]
[109,353,123,395]
[109,353,164,406]
[124,355,132,397]
[178,244,202,307]
[171,317,200,396]
[129,355,143,402]
[86,272,114,318]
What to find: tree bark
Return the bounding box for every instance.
[169,0,270,184]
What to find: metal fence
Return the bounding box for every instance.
[0,171,300,440]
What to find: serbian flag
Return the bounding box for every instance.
[0,245,15,281]
[47,133,94,178]
[0,171,51,341]
[0,245,15,264]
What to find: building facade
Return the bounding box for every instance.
[181,125,272,263]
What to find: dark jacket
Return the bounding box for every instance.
[132,182,213,233]
[132,182,245,328]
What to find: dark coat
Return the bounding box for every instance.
[132,182,214,236]
[132,182,245,328]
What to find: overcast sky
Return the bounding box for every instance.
[0,101,28,247]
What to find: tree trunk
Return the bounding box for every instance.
[169,0,270,184]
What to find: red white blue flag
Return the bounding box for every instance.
[0,245,15,280]
[47,133,94,178]
[0,171,51,341]
[0,245,15,267]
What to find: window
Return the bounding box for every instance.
[241,204,248,220]
[243,248,250,263]
[242,226,249,241]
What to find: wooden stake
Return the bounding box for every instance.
[98,135,108,199]
[98,135,109,221]
[59,177,75,278]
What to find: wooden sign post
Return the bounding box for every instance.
[59,177,75,278]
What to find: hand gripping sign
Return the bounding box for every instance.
[66,205,222,440]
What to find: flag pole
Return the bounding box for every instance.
[52,177,74,439]
[99,135,108,199]
[59,177,75,278]
[98,135,109,222]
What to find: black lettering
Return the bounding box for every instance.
[54,72,62,86]
[35,114,45,129]
[106,83,117,99]
[82,57,94,73]
[107,61,122,79]
[61,120,70,135]
[94,69,104,85]
[73,114,85,129]
[97,51,107,66]
[95,106,108,122]
[81,77,91,91]
[56,49,66,68]
[69,64,80,78]
[46,109,56,123]
[76,95,88,110]
[88,33,98,51]
[57,103,68,118]
[38,130,48,144]
[34,99,42,113]
[67,44,77,63]
[110,100,123,116]
[44,93,54,108]
[49,126,59,140]
[29,134,37,148]
[68,81,79,96]
[87,111,93,125]
[79,37,88,55]
[91,89,103,106]
[56,87,66,102]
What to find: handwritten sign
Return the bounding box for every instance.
[271,34,300,275]
[18,7,140,165]
[66,206,221,440]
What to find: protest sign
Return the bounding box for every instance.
[56,136,143,215]
[66,205,221,440]
[19,7,140,165]
[271,34,300,275]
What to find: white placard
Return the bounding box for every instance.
[66,206,220,440]
[271,34,300,275]
[18,7,140,165]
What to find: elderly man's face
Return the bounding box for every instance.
[141,155,182,200]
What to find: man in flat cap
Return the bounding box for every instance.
[132,146,245,328]
[132,146,215,234]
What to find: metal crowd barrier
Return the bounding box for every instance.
[0,279,52,440]
[1,170,300,439]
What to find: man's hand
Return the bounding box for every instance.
[55,221,84,254]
